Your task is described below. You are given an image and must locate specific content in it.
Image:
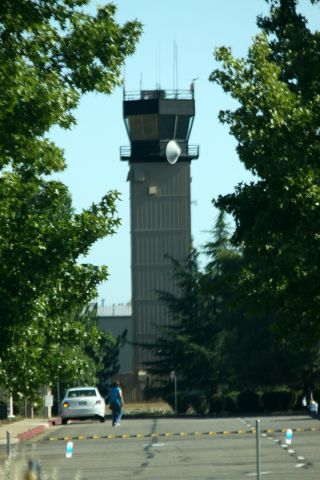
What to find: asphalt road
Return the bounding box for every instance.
[4,415,320,479]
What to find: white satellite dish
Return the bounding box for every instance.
[166,140,181,164]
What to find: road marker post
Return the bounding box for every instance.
[66,441,74,459]
[285,428,293,445]
[256,420,261,480]
[6,431,11,456]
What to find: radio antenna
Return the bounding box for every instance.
[173,41,179,93]
[155,42,161,89]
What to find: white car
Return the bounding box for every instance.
[60,387,105,424]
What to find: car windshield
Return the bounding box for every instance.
[67,389,97,398]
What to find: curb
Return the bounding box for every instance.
[17,417,61,442]
[18,424,48,442]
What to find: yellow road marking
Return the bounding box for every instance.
[44,426,320,443]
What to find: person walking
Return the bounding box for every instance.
[109,381,124,427]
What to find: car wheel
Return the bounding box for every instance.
[61,418,68,425]
[99,416,105,423]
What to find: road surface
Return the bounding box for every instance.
[3,415,320,479]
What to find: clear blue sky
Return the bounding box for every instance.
[50,0,319,305]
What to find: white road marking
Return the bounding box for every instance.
[246,472,271,476]
[143,443,166,447]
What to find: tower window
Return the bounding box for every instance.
[127,114,158,140]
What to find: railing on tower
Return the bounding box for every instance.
[123,88,194,101]
[120,144,199,160]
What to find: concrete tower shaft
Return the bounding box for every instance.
[121,88,199,372]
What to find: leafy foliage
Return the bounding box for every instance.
[210,0,320,357]
[0,0,142,174]
[0,1,142,395]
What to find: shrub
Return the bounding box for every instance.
[166,391,190,414]
[224,394,238,414]
[262,390,295,412]
[189,393,210,415]
[237,391,260,412]
[209,395,225,414]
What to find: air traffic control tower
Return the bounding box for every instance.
[121,87,199,374]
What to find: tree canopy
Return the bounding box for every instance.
[210,0,320,354]
[0,0,142,395]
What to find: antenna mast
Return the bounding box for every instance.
[155,42,161,90]
[173,41,178,93]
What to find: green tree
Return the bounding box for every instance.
[0,173,123,395]
[146,249,222,390]
[0,0,142,394]
[145,205,306,406]
[203,212,301,391]
[145,213,241,410]
[4,303,123,401]
[201,211,243,391]
[202,211,242,313]
[145,248,222,412]
[210,0,320,363]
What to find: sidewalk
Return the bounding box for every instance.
[0,417,59,445]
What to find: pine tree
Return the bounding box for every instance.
[145,212,240,411]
